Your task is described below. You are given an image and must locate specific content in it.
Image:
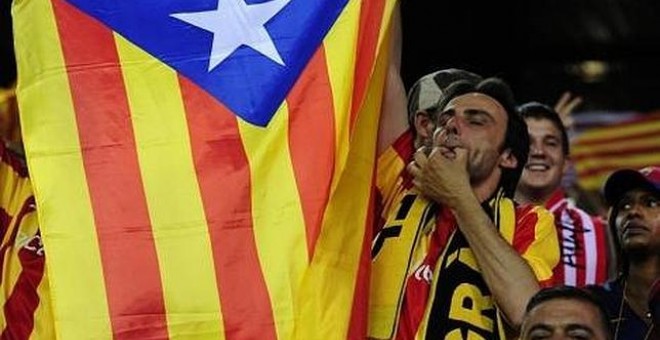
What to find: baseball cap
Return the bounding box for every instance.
[603,166,660,206]
[406,68,482,122]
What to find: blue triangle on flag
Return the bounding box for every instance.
[66,0,349,127]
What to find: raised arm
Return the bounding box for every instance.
[377,2,408,156]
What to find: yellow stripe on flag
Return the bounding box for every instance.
[237,103,307,340]
[572,116,660,190]
[576,152,660,190]
[324,0,361,191]
[13,0,112,338]
[31,267,55,340]
[294,7,391,338]
[574,119,660,142]
[114,35,225,339]
[573,133,660,156]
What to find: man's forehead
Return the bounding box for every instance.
[525,117,563,136]
[621,187,660,200]
[447,92,506,114]
[445,93,507,115]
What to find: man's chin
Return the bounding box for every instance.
[519,178,552,191]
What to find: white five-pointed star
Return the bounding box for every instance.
[171,0,291,71]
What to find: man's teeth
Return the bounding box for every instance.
[527,164,549,171]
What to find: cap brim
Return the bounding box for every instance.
[603,169,660,206]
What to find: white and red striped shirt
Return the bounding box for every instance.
[546,189,609,286]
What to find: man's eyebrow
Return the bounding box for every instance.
[527,323,553,333]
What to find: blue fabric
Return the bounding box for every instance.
[66,0,348,126]
[588,279,651,340]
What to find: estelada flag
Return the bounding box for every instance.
[12,0,396,338]
[572,111,660,190]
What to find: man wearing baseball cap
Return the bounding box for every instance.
[587,166,660,340]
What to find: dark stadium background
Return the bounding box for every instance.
[3,0,660,112]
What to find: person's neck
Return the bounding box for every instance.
[514,186,555,206]
[472,174,501,203]
[625,255,660,319]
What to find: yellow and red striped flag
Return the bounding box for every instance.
[12,0,396,338]
[572,111,660,190]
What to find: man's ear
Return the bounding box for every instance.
[414,111,434,140]
[499,148,518,170]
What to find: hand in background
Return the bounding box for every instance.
[554,91,583,130]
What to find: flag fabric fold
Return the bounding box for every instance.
[11,0,396,338]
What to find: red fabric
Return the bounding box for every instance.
[547,189,609,286]
[395,207,455,340]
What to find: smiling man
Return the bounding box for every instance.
[515,102,611,287]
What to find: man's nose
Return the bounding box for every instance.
[443,115,461,134]
[529,142,545,157]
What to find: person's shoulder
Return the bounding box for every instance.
[514,202,554,225]
[585,279,622,299]
[585,279,623,314]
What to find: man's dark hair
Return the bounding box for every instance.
[525,286,612,338]
[436,78,529,198]
[407,69,483,128]
[518,102,570,156]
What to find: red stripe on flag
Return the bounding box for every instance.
[575,128,660,147]
[347,186,375,340]
[577,163,660,178]
[349,0,386,131]
[52,1,169,338]
[179,77,277,340]
[287,46,335,259]
[572,143,660,161]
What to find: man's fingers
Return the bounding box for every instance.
[407,160,420,177]
[413,149,428,167]
[563,96,583,114]
[555,91,570,108]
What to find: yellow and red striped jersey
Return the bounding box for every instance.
[368,132,559,339]
[0,142,54,339]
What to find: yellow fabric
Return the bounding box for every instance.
[0,148,55,339]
